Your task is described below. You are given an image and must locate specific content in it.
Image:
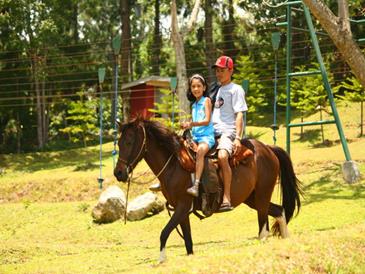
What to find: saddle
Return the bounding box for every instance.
[177,133,255,217]
[178,135,254,172]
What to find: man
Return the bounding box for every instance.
[211,55,248,212]
[150,56,248,211]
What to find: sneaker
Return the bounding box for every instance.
[218,202,233,212]
[186,184,199,197]
[149,183,161,192]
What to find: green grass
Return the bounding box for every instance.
[0,102,364,273]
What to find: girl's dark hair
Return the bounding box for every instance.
[186,74,208,102]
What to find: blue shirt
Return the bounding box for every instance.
[192,97,214,139]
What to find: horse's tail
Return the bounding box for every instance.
[269,145,303,224]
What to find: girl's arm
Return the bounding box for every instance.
[191,98,212,127]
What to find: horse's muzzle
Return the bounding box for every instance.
[113,167,128,182]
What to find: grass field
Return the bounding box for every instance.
[0,102,364,273]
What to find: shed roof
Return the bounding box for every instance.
[121,76,171,90]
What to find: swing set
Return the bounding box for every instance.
[96,1,362,189]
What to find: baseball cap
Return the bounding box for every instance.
[212,55,234,69]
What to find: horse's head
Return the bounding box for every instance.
[113,118,147,182]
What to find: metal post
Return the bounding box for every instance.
[112,35,121,168]
[285,5,293,154]
[271,32,281,145]
[170,77,177,128]
[303,5,352,161]
[242,79,249,138]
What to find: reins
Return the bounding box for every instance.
[119,123,174,224]
[124,168,132,225]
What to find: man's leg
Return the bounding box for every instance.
[218,149,232,206]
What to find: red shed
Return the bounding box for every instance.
[121,76,171,119]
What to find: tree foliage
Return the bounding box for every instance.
[0,0,364,153]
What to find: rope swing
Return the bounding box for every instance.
[97,67,106,189]
[271,32,281,145]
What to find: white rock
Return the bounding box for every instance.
[127,192,164,221]
[92,185,126,223]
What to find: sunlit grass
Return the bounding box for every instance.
[0,102,364,273]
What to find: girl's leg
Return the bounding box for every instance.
[195,142,209,181]
[187,142,209,197]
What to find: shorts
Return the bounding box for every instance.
[216,133,235,156]
[193,135,216,149]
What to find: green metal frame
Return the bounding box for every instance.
[282,1,352,161]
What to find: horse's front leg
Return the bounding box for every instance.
[180,215,193,255]
[159,201,191,263]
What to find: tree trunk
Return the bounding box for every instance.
[41,60,47,144]
[361,99,364,137]
[204,0,215,84]
[120,0,132,122]
[16,111,21,154]
[302,0,365,87]
[221,0,237,58]
[72,2,79,43]
[152,0,161,76]
[171,0,189,117]
[31,54,44,150]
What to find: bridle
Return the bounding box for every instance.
[117,124,147,174]
[116,123,174,181]
[116,123,174,225]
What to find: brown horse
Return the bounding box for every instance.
[114,117,302,262]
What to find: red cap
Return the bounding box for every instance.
[212,56,234,69]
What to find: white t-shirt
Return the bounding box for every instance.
[212,82,248,135]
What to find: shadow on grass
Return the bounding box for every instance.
[293,129,322,144]
[0,148,111,173]
[301,164,365,205]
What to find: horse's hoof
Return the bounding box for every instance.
[158,248,166,263]
[259,228,270,240]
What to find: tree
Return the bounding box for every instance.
[233,55,267,115]
[60,91,98,147]
[120,0,132,123]
[290,64,333,141]
[302,0,365,87]
[335,77,364,136]
[170,0,201,117]
[203,0,215,84]
[149,89,180,131]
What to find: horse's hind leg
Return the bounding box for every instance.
[269,203,289,238]
[257,207,270,240]
[159,202,191,263]
[245,192,286,239]
[180,216,193,255]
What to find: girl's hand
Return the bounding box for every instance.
[181,121,192,129]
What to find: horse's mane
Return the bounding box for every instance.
[144,120,181,155]
[120,117,181,156]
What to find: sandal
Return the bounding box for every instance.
[218,202,233,212]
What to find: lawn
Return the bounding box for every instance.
[0,102,364,273]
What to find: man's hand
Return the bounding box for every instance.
[233,138,242,156]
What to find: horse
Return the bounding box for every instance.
[113,117,302,262]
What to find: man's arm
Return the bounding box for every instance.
[235,111,244,139]
[233,111,244,155]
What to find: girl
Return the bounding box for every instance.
[181,74,215,197]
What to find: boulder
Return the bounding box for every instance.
[127,192,164,221]
[92,185,126,224]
